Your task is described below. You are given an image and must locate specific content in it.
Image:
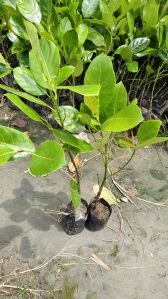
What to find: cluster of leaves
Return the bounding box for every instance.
[0,0,168,77]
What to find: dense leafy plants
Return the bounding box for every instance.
[0,0,168,76]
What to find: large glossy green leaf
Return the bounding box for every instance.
[10,15,28,39]
[135,137,168,150]
[84,54,116,122]
[13,67,46,96]
[0,125,35,151]
[29,140,66,176]
[16,0,41,23]
[76,23,88,47]
[29,38,60,89]
[82,0,99,18]
[0,83,52,109]
[70,180,81,208]
[5,94,42,122]
[137,120,161,143]
[54,106,85,133]
[143,0,158,33]
[57,85,100,96]
[53,129,93,153]
[102,101,143,132]
[130,37,150,54]
[0,145,16,165]
[57,66,75,85]
[106,82,127,118]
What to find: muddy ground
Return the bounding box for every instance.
[0,105,168,299]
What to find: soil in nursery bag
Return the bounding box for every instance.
[86,198,112,231]
[62,199,88,235]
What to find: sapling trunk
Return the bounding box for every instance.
[96,143,108,199]
[68,151,81,193]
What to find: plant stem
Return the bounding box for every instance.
[109,149,135,177]
[96,143,108,199]
[68,151,81,193]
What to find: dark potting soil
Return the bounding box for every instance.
[62,199,88,235]
[89,200,111,220]
[86,199,112,231]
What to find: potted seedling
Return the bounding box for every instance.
[0,23,167,234]
[76,54,168,231]
[0,22,99,235]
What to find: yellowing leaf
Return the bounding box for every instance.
[93,185,117,205]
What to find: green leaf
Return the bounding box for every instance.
[10,15,28,39]
[84,54,116,122]
[84,96,99,119]
[54,106,85,133]
[0,125,35,151]
[1,0,16,9]
[0,83,52,110]
[53,129,93,153]
[5,94,42,122]
[63,29,78,52]
[99,0,114,29]
[58,17,72,36]
[57,85,100,96]
[130,37,150,54]
[13,67,46,96]
[143,0,158,33]
[135,137,168,151]
[0,54,11,78]
[136,47,156,57]
[106,82,127,117]
[87,28,105,47]
[126,61,138,73]
[29,38,60,89]
[57,66,75,85]
[76,23,88,47]
[70,179,81,208]
[79,113,100,128]
[38,0,52,28]
[29,140,66,176]
[120,46,133,62]
[127,11,134,40]
[82,0,99,18]
[16,0,41,23]
[137,120,161,143]
[102,101,143,132]
[0,145,16,165]
[93,185,117,205]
